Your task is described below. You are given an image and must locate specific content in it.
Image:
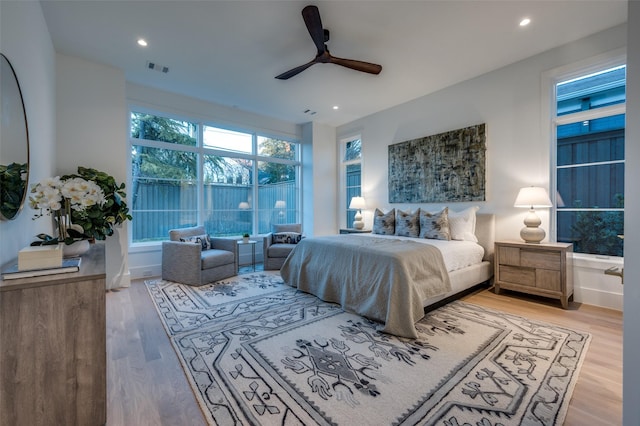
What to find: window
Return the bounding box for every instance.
[553,64,625,257]
[130,111,300,243]
[341,137,362,227]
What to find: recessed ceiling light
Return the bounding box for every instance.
[332,106,339,110]
[137,39,148,47]
[519,18,531,27]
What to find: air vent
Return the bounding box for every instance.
[146,61,169,73]
[303,109,317,115]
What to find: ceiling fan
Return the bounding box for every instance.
[275,5,382,80]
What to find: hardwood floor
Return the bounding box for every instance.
[106,273,622,426]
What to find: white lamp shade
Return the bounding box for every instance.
[274,200,286,209]
[349,196,366,210]
[514,187,552,208]
[238,202,250,209]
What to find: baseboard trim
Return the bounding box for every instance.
[574,286,623,311]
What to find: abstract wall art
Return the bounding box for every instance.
[388,123,486,203]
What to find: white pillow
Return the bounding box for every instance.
[448,206,480,242]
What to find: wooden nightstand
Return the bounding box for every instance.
[494,241,573,308]
[339,228,372,234]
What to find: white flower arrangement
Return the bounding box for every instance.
[30,176,106,216]
[29,176,106,244]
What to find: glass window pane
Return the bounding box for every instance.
[346,163,361,226]
[557,115,625,166]
[203,126,252,154]
[258,137,296,160]
[557,164,624,209]
[131,112,197,146]
[557,210,624,257]
[556,65,625,116]
[130,145,198,242]
[344,138,361,162]
[257,160,298,233]
[203,156,253,236]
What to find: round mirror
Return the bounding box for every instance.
[0,53,30,221]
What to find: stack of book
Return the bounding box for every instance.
[2,257,82,280]
[18,244,63,270]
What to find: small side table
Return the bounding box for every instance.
[339,228,372,234]
[494,240,573,308]
[237,240,257,273]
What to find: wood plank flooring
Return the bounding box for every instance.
[106,274,622,426]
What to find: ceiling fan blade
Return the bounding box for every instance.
[302,5,325,54]
[329,56,382,75]
[275,60,317,80]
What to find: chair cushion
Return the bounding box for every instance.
[170,226,207,241]
[267,244,296,258]
[201,249,235,269]
[272,223,302,233]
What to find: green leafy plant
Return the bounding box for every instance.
[243,233,250,238]
[570,195,624,257]
[0,162,28,220]
[62,167,133,240]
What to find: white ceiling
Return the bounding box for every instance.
[40,0,627,127]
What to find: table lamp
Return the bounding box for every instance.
[514,186,553,243]
[349,196,366,230]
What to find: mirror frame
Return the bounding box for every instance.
[0,52,30,221]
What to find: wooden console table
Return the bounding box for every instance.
[0,244,106,426]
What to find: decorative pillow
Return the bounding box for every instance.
[180,234,211,250]
[395,208,420,237]
[272,232,303,245]
[448,206,480,242]
[419,207,451,240]
[372,208,395,235]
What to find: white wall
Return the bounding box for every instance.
[56,54,130,289]
[301,122,337,237]
[337,24,627,310]
[0,1,56,266]
[623,1,640,424]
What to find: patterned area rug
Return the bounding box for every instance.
[145,272,590,426]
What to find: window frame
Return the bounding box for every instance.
[545,50,626,258]
[339,135,362,229]
[128,105,301,247]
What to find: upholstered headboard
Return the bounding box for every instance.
[475,214,495,262]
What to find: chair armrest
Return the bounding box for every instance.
[209,237,238,256]
[209,238,238,272]
[263,233,274,252]
[162,241,202,284]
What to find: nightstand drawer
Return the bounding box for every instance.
[521,250,561,270]
[499,265,535,286]
[536,269,561,291]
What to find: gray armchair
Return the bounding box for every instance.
[162,226,237,286]
[263,223,302,270]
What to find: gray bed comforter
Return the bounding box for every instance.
[280,235,451,338]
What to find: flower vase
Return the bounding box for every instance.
[242,237,249,243]
[62,239,90,258]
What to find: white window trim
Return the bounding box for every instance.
[128,105,301,247]
[339,134,362,229]
[542,48,626,257]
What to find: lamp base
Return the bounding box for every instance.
[353,210,364,230]
[520,226,545,244]
[519,208,545,243]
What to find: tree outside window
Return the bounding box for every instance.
[129,112,300,242]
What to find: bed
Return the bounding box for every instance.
[280,213,495,338]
